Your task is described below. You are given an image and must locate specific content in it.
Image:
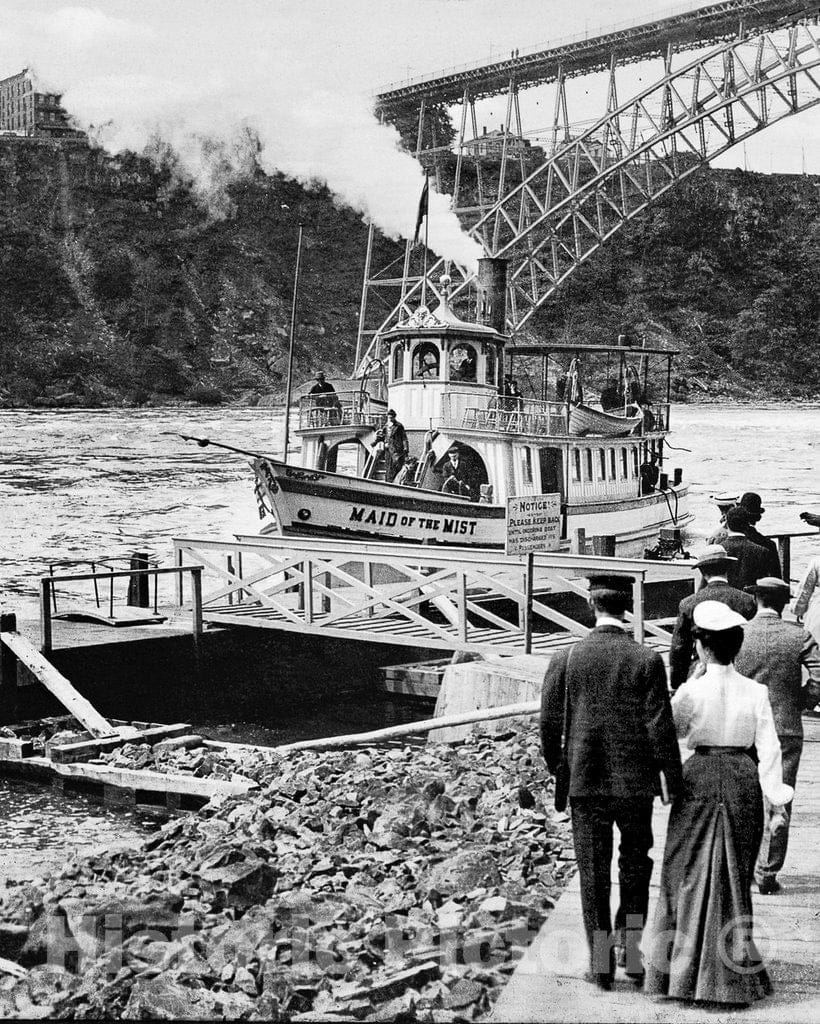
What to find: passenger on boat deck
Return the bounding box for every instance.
[308,372,340,425]
[392,457,419,487]
[440,445,473,498]
[639,453,659,495]
[383,409,409,482]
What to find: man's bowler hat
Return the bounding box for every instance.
[693,544,737,569]
[739,492,765,516]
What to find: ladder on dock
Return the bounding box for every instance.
[172,536,693,659]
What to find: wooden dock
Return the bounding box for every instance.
[491,717,820,1023]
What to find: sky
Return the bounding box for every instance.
[0,0,817,259]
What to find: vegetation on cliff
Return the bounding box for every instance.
[0,137,818,407]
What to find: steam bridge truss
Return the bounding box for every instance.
[356,0,820,370]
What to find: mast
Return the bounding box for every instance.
[282,223,304,462]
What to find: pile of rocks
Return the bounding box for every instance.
[0,728,574,1020]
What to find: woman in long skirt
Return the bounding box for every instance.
[645,600,792,1005]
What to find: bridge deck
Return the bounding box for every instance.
[375,0,809,108]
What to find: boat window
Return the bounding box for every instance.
[412,342,440,380]
[632,448,639,476]
[573,449,581,482]
[609,448,617,479]
[392,344,404,382]
[621,448,628,478]
[585,449,593,482]
[449,344,477,382]
[598,449,606,480]
[522,447,533,486]
[485,344,497,386]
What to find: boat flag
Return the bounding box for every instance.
[413,176,429,246]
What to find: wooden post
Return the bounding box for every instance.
[40,579,53,654]
[127,552,150,607]
[304,559,314,625]
[322,570,331,615]
[1,612,19,717]
[632,575,645,644]
[227,556,234,606]
[175,546,185,606]
[364,561,374,617]
[777,536,791,582]
[524,551,534,654]
[458,571,468,644]
[190,567,203,642]
[571,528,586,554]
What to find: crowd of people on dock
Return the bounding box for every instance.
[540,493,820,1006]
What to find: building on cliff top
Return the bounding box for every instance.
[0,68,86,140]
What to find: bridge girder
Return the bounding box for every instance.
[356,11,820,373]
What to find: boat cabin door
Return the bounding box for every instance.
[538,448,566,536]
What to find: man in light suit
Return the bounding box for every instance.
[669,545,756,691]
[540,575,682,989]
[735,577,820,895]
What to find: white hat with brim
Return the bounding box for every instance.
[693,544,738,569]
[744,576,792,597]
[711,492,739,505]
[692,600,747,631]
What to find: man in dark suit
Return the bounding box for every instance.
[735,577,820,895]
[721,506,771,590]
[669,544,756,691]
[540,575,682,990]
[737,492,782,578]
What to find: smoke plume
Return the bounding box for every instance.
[0,0,483,270]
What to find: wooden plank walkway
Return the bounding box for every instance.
[201,600,673,659]
[492,716,820,1023]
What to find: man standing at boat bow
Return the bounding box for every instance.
[383,409,409,483]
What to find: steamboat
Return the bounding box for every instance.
[251,258,692,556]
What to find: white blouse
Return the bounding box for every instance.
[671,664,794,806]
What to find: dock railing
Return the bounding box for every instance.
[39,565,204,654]
[173,535,692,656]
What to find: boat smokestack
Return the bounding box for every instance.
[476,257,508,335]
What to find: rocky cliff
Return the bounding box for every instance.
[1,137,818,407]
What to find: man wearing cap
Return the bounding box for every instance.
[735,577,820,895]
[540,575,681,990]
[669,544,756,691]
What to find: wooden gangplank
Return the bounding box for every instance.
[173,536,691,659]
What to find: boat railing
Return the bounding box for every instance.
[298,392,387,431]
[443,393,570,435]
[444,394,671,437]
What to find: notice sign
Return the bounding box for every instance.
[506,492,561,556]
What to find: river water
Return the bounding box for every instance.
[0,403,818,880]
[2,404,819,601]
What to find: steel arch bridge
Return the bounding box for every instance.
[355,1,820,372]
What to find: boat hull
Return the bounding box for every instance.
[252,458,691,556]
